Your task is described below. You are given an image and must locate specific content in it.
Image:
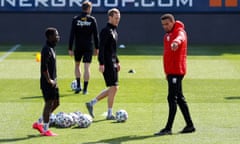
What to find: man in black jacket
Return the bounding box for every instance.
[86,8,121,120]
[68,1,99,94]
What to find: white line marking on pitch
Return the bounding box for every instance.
[0,44,21,62]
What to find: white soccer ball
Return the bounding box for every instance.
[116,109,128,122]
[55,112,73,128]
[71,80,77,91]
[69,112,81,126]
[49,113,56,126]
[76,114,92,128]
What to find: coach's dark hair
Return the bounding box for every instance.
[161,13,175,22]
[82,1,92,12]
[108,8,120,17]
[45,27,57,39]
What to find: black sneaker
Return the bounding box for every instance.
[83,90,88,95]
[85,102,94,118]
[106,115,115,120]
[75,88,81,94]
[180,126,196,134]
[154,128,172,136]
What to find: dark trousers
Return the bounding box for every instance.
[165,75,193,130]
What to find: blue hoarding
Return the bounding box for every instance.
[0,0,240,13]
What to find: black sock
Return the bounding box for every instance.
[76,78,81,88]
[83,81,88,91]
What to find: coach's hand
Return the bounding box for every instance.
[171,42,178,51]
[68,50,74,57]
[99,65,105,73]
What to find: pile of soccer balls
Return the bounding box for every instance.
[49,111,93,128]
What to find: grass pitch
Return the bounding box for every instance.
[0,44,240,144]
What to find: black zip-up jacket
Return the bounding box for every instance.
[98,23,119,66]
[69,12,99,51]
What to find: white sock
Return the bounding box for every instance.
[90,98,98,106]
[43,123,49,132]
[107,108,113,116]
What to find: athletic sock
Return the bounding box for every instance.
[83,81,88,91]
[107,108,113,116]
[90,98,98,106]
[43,123,49,132]
[38,117,43,124]
[76,78,81,88]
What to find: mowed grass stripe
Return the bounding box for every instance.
[1,58,240,79]
[0,103,239,144]
[0,79,239,104]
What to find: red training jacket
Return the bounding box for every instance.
[163,20,187,75]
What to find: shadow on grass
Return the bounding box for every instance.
[93,119,107,123]
[0,134,41,143]
[225,96,240,100]
[20,93,77,100]
[82,135,156,144]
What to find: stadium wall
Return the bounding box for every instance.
[0,13,239,45]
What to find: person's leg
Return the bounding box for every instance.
[41,88,58,136]
[107,86,118,117]
[50,88,60,113]
[176,76,195,133]
[83,62,90,94]
[155,75,177,136]
[74,50,83,93]
[75,62,82,93]
[164,75,178,130]
[86,88,109,118]
[42,100,53,132]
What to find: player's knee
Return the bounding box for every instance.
[167,95,177,103]
[177,97,186,104]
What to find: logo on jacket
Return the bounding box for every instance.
[77,20,91,27]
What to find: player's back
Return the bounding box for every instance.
[72,13,97,47]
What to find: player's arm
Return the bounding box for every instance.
[98,29,108,72]
[92,17,99,56]
[171,31,186,51]
[68,18,76,56]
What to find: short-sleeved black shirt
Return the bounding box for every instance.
[40,41,57,89]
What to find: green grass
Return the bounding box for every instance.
[0,44,240,144]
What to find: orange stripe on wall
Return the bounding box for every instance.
[225,0,238,7]
[209,0,222,7]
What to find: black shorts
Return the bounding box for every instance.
[103,65,118,87]
[74,49,93,63]
[41,87,59,102]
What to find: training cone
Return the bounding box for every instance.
[36,52,41,62]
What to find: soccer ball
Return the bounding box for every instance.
[49,113,56,126]
[55,112,73,128]
[76,114,92,128]
[116,109,128,122]
[69,111,82,126]
[71,80,77,91]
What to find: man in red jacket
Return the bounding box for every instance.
[155,14,195,136]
